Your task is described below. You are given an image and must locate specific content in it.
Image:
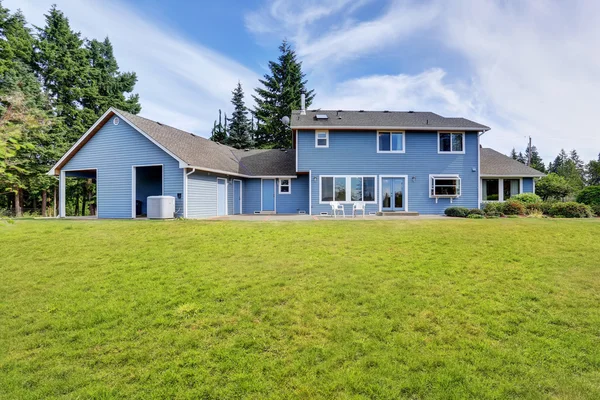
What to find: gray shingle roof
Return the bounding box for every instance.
[481,148,546,177]
[290,110,490,131]
[118,110,295,177]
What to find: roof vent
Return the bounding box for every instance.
[156,121,163,126]
[408,110,414,113]
[383,110,389,113]
[359,110,364,112]
[244,149,250,152]
[315,114,328,120]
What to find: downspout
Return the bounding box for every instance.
[477,129,489,209]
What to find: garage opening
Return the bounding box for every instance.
[133,165,163,218]
[64,169,97,217]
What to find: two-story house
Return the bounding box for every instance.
[49,107,544,218]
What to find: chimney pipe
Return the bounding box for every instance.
[300,93,306,115]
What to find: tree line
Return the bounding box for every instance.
[0,2,141,216]
[510,142,600,200]
[209,40,315,149]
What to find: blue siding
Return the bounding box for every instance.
[276,175,309,214]
[298,130,479,215]
[63,119,183,218]
[243,179,262,214]
[523,178,534,193]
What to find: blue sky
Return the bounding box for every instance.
[8,0,600,162]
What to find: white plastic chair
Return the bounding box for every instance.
[330,201,345,218]
[353,202,366,218]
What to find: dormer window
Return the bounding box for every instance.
[315,130,329,148]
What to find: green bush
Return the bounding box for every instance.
[525,202,542,215]
[576,186,600,206]
[540,201,555,215]
[503,200,526,216]
[444,207,469,218]
[536,173,574,200]
[467,214,484,219]
[510,193,542,204]
[548,202,593,218]
[468,208,484,216]
[482,202,503,216]
[592,204,600,217]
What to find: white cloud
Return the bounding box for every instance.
[7,0,259,136]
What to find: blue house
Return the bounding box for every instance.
[48,107,544,218]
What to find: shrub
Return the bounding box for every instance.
[576,186,600,206]
[536,173,574,200]
[548,202,593,218]
[468,208,484,216]
[482,202,503,216]
[503,200,526,216]
[467,214,484,219]
[510,193,542,204]
[524,202,542,215]
[527,210,544,218]
[444,207,469,218]
[540,201,555,215]
[592,204,600,217]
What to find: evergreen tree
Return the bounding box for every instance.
[226,82,253,149]
[510,148,518,160]
[548,149,569,173]
[569,149,585,177]
[253,40,314,148]
[526,145,546,173]
[210,109,227,143]
[586,153,600,186]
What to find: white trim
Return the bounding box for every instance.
[376,130,406,153]
[378,175,409,212]
[295,130,298,172]
[318,175,378,204]
[183,168,196,218]
[437,132,465,154]
[309,170,312,215]
[185,165,297,179]
[429,174,462,201]
[481,177,523,203]
[477,135,481,208]
[233,179,243,214]
[132,164,164,218]
[315,130,329,148]
[292,125,490,131]
[216,177,228,216]
[60,168,98,217]
[49,108,187,175]
[260,178,276,212]
[278,178,291,194]
[480,174,545,178]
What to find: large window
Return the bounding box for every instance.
[438,132,464,153]
[315,130,329,148]
[482,178,521,201]
[430,175,461,198]
[377,131,404,153]
[320,176,376,203]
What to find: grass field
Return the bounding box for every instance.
[1,218,600,399]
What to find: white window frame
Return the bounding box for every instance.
[319,175,377,204]
[437,132,465,154]
[376,131,405,153]
[429,174,461,203]
[481,177,523,202]
[278,178,292,194]
[315,130,329,148]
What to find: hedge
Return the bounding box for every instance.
[576,186,600,206]
[510,193,542,204]
[503,200,526,216]
[444,207,470,217]
[548,202,593,218]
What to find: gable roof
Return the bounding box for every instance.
[48,108,296,177]
[290,110,490,131]
[480,148,546,177]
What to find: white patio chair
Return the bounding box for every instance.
[353,202,366,218]
[330,201,345,218]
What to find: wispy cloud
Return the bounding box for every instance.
[7,0,259,135]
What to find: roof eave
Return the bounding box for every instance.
[291,125,490,131]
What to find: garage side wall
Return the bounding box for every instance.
[62,118,183,218]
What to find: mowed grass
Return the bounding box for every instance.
[1,219,600,399]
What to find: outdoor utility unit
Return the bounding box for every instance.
[147,196,175,219]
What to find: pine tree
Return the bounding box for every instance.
[210,109,227,143]
[586,153,600,186]
[510,148,518,160]
[526,145,546,173]
[226,82,253,149]
[253,40,314,148]
[548,149,569,173]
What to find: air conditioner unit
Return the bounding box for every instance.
[147,196,175,219]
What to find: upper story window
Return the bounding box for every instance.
[438,132,465,154]
[430,175,461,198]
[377,131,404,153]
[315,130,329,148]
[279,178,291,194]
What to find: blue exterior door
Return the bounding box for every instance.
[233,180,241,214]
[262,179,275,211]
[217,178,226,216]
[382,178,405,211]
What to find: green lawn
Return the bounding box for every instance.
[1,219,600,399]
